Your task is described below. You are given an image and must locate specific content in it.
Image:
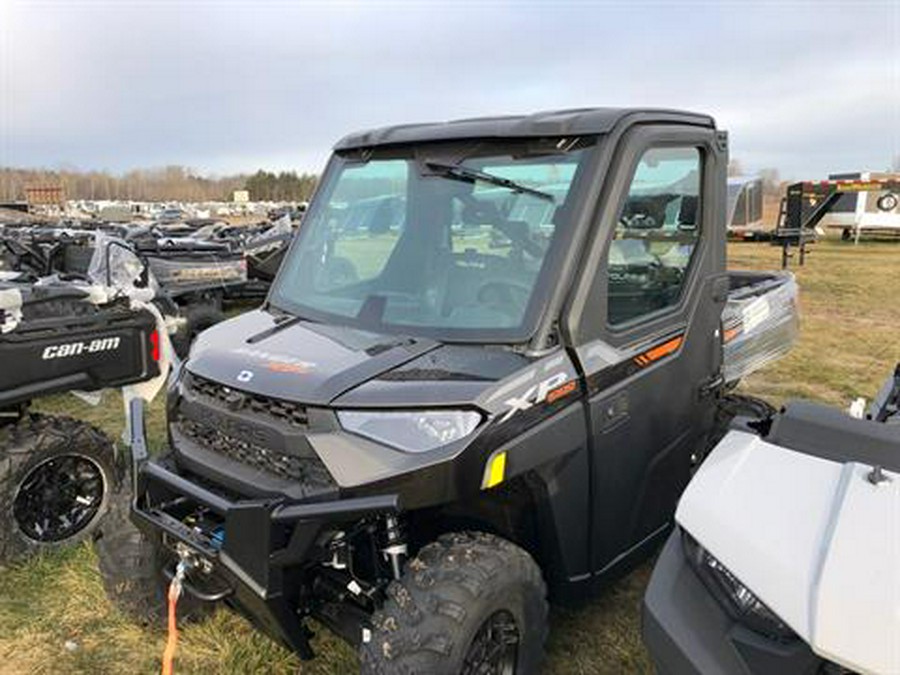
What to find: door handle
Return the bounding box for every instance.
[598,391,629,432]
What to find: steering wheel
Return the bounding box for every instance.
[321,256,359,288]
[458,194,545,260]
[620,213,658,230]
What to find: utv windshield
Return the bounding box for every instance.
[270,139,594,341]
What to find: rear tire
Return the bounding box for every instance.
[93,483,214,626]
[359,531,548,675]
[0,414,118,565]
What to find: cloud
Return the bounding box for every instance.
[1,0,897,179]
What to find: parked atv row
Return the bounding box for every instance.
[0,215,295,355]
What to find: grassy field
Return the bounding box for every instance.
[1,237,897,674]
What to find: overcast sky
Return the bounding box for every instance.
[1,0,898,180]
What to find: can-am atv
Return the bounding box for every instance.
[99,108,799,673]
[0,270,163,564]
[643,364,899,675]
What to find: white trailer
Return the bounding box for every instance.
[726,176,766,239]
[820,171,900,241]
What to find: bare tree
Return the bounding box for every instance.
[758,167,782,196]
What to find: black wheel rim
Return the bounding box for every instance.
[462,609,520,675]
[12,454,106,543]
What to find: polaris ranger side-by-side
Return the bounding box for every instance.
[98,108,797,673]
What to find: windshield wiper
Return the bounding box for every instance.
[425,160,555,203]
[254,301,318,335]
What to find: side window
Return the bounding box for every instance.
[607,146,702,325]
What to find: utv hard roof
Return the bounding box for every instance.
[334,107,715,150]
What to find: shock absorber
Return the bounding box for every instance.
[381,514,407,581]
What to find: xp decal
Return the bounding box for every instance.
[41,336,121,360]
[500,371,572,423]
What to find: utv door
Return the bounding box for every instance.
[570,125,727,575]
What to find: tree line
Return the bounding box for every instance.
[0,166,318,203]
[244,170,318,202]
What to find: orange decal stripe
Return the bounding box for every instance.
[636,335,684,366]
[546,380,578,404]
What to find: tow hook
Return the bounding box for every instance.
[382,514,408,580]
[171,556,193,600]
[163,543,232,603]
[161,547,198,675]
[174,543,213,574]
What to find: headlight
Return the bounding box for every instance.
[682,531,797,642]
[337,410,481,453]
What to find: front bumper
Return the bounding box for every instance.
[126,399,398,659]
[642,530,825,675]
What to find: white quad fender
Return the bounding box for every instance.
[676,430,900,675]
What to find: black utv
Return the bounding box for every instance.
[98,108,796,673]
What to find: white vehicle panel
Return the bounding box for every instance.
[814,462,900,674]
[678,430,900,675]
[676,432,843,639]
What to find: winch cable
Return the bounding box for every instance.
[161,560,190,675]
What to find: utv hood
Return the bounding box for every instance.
[186,309,530,407]
[677,425,900,675]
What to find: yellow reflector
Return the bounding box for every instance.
[483,451,507,489]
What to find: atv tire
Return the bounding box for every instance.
[171,302,225,358]
[360,531,548,675]
[0,414,119,565]
[94,483,214,626]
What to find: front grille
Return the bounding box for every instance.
[176,416,335,487]
[187,372,309,428]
